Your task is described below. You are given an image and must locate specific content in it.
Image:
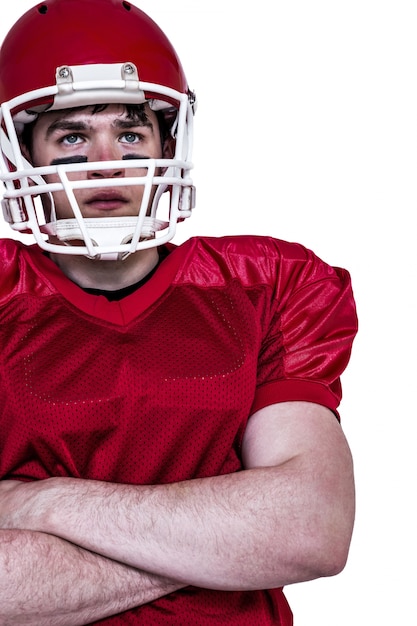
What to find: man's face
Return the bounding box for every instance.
[27,103,164,220]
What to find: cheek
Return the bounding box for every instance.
[29,139,51,168]
[50,190,73,216]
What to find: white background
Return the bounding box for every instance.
[1,2,416,624]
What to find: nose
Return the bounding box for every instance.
[87,139,125,179]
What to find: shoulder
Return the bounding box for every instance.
[176,234,306,262]
[0,238,23,301]
[0,237,23,277]
[0,239,49,300]
[0,237,23,261]
[172,235,350,291]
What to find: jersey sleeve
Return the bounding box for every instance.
[248,238,358,416]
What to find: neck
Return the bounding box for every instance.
[49,247,160,291]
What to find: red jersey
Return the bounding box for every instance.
[0,235,357,625]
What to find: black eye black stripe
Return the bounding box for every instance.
[50,156,88,165]
[49,155,148,165]
[122,154,148,160]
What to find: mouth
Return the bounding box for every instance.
[85,191,129,211]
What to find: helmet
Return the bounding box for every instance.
[0,0,196,260]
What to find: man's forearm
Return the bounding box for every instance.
[0,405,355,594]
[1,464,353,592]
[0,529,183,625]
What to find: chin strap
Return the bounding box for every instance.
[41,216,168,260]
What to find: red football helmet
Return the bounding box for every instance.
[0,0,196,259]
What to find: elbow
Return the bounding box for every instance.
[303,510,355,580]
[287,485,355,583]
[315,536,351,578]
[308,463,356,579]
[289,532,352,584]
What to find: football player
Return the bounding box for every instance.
[0,1,357,624]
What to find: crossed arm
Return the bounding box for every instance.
[0,401,355,623]
[0,530,184,625]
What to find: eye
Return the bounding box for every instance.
[120,132,141,144]
[61,134,83,145]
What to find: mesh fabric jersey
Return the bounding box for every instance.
[0,234,357,625]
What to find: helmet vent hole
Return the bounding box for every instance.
[122,1,132,10]
[38,5,48,14]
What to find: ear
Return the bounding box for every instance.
[159,136,176,176]
[20,141,33,164]
[162,135,175,159]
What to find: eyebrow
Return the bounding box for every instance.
[114,118,154,132]
[45,120,91,138]
[45,116,154,138]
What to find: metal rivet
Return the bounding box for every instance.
[59,67,70,79]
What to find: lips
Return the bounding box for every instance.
[85,191,128,211]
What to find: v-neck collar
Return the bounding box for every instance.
[26,242,184,326]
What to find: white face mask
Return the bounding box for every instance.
[0,63,196,261]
